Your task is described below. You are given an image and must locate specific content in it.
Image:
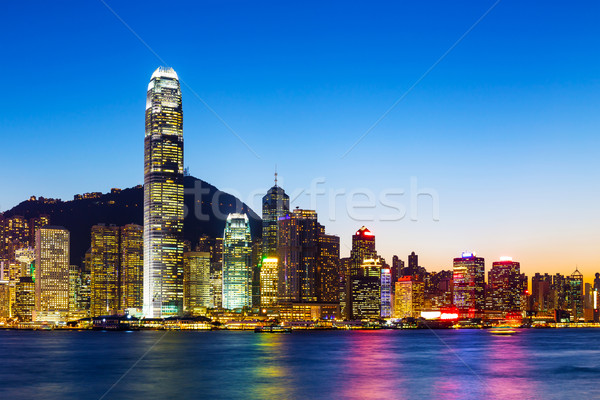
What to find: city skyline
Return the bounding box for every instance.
[1,1,598,280]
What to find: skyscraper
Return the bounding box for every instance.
[15,276,35,322]
[183,251,212,314]
[488,257,521,312]
[35,226,70,322]
[262,175,289,258]
[222,213,252,310]
[317,225,340,303]
[260,257,278,307]
[346,227,377,319]
[394,276,424,319]
[144,67,184,318]
[351,258,382,319]
[380,267,392,318]
[453,252,485,311]
[121,224,143,312]
[566,268,584,321]
[90,224,120,317]
[277,209,318,302]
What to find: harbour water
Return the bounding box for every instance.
[1,329,599,399]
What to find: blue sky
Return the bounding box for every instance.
[1,1,599,277]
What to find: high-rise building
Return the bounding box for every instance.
[183,252,212,315]
[346,227,377,319]
[35,226,70,322]
[317,226,340,303]
[121,224,143,312]
[531,273,553,313]
[277,209,318,302]
[68,265,80,315]
[488,257,522,312]
[380,267,392,318]
[15,276,35,322]
[394,276,424,319]
[453,252,485,311]
[90,224,120,317]
[260,257,279,307]
[351,258,382,319]
[566,268,584,321]
[407,252,418,276]
[222,213,252,310]
[391,255,404,285]
[144,66,184,318]
[262,176,289,258]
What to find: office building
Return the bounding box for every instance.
[183,252,212,315]
[394,276,424,319]
[144,66,184,318]
[453,252,485,311]
[35,226,70,322]
[121,224,143,311]
[488,257,522,312]
[90,224,120,317]
[222,213,252,310]
[260,257,278,307]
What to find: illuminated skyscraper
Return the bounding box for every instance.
[35,226,70,322]
[394,276,424,319]
[380,267,392,318]
[144,67,184,318]
[488,257,521,312]
[277,209,318,302]
[260,257,278,307]
[222,213,252,310]
[15,276,35,322]
[351,258,382,319]
[90,224,120,317]
[346,227,377,319]
[453,252,485,311]
[121,224,143,312]
[317,225,340,303]
[566,268,584,321]
[183,252,212,314]
[262,175,289,258]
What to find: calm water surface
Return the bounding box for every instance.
[1,329,599,399]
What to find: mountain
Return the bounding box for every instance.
[2,176,262,265]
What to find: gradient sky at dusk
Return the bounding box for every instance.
[1,1,598,279]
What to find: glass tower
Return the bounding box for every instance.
[143,67,184,318]
[262,176,289,258]
[222,213,252,310]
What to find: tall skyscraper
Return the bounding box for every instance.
[317,225,340,303]
[453,252,485,311]
[144,66,184,318]
[222,213,252,310]
[488,257,521,312]
[394,276,424,319]
[380,267,392,318]
[90,224,120,317]
[346,227,377,319]
[121,224,143,312]
[262,175,289,258]
[183,252,212,314]
[351,258,382,319]
[35,226,70,322]
[566,268,584,321]
[277,209,318,302]
[15,276,35,322]
[260,257,278,307]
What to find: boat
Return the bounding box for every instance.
[254,325,292,333]
[488,326,518,335]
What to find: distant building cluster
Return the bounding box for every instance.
[0,67,597,328]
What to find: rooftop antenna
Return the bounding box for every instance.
[274,164,278,187]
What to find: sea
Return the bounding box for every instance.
[1,328,599,399]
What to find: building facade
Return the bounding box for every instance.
[143,66,185,318]
[183,252,212,314]
[222,213,252,310]
[35,226,70,322]
[453,252,485,311]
